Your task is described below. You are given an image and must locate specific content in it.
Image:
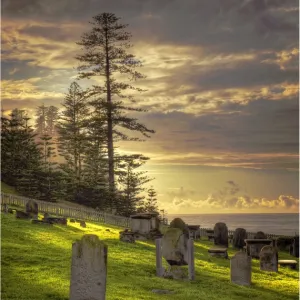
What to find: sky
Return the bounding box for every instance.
[1,0,299,214]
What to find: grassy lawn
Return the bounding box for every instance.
[1,182,20,195]
[1,212,299,300]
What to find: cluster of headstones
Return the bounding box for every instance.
[2,201,87,227]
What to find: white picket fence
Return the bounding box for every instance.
[0,193,131,228]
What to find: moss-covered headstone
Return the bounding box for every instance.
[69,234,107,300]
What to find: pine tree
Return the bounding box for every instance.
[116,154,152,217]
[142,186,159,214]
[35,104,48,135]
[57,82,90,201]
[37,134,59,201]
[76,12,154,200]
[1,110,43,197]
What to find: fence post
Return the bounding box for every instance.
[188,238,195,280]
[155,238,164,277]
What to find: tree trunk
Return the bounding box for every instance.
[104,23,115,200]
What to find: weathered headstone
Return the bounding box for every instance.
[25,200,38,218]
[214,222,228,247]
[80,221,86,228]
[233,228,247,249]
[155,238,164,277]
[230,252,251,286]
[162,228,188,266]
[169,218,189,238]
[69,235,107,300]
[250,231,268,258]
[119,231,135,243]
[259,245,278,272]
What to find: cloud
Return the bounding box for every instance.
[164,182,299,213]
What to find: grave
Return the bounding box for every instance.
[208,247,228,258]
[44,216,67,225]
[69,235,107,300]
[245,239,272,259]
[16,210,31,219]
[130,213,161,240]
[289,236,299,258]
[32,219,52,225]
[119,230,135,243]
[187,225,200,239]
[206,229,214,241]
[25,200,38,219]
[214,222,228,247]
[230,252,251,286]
[259,245,278,272]
[278,260,298,270]
[80,221,86,228]
[232,228,247,249]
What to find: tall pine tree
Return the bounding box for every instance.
[76,13,154,201]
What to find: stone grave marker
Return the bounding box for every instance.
[259,245,278,272]
[69,234,107,300]
[25,200,38,219]
[230,252,251,286]
[214,222,228,247]
[233,228,247,249]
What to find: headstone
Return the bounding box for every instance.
[162,227,188,266]
[254,231,266,239]
[289,236,299,258]
[259,245,278,272]
[69,235,107,300]
[155,238,164,277]
[230,252,251,286]
[188,238,195,280]
[2,204,8,213]
[43,213,50,220]
[169,218,189,237]
[25,200,38,218]
[214,222,228,247]
[233,228,247,249]
[16,210,30,219]
[119,231,135,243]
[80,221,86,228]
[251,231,268,258]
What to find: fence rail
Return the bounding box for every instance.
[0,193,131,228]
[199,227,293,239]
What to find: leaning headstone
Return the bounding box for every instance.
[25,200,38,218]
[233,228,247,249]
[214,222,228,247]
[259,245,278,272]
[69,235,107,300]
[230,252,251,286]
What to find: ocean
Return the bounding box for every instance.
[168,213,299,236]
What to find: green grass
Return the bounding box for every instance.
[1,182,21,195]
[1,213,299,300]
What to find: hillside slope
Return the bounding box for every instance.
[1,213,299,300]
